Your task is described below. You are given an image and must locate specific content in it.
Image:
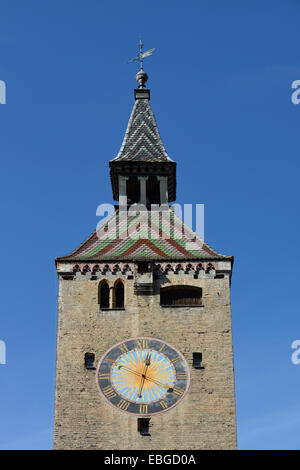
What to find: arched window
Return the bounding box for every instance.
[160,285,202,307]
[114,281,124,308]
[99,281,109,309]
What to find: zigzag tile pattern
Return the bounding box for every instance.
[57,209,231,261]
[111,99,173,162]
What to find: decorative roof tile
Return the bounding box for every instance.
[111,98,173,163]
[56,208,232,262]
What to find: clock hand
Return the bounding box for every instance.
[118,359,169,387]
[114,363,152,398]
[115,364,144,379]
[116,361,172,393]
[143,374,171,389]
[138,352,151,398]
[116,358,154,385]
[115,351,151,377]
[137,375,146,399]
[145,352,151,367]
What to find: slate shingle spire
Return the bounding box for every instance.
[111,95,173,163]
[109,69,176,203]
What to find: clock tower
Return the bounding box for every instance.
[54,64,237,450]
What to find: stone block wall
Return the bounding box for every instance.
[53,261,236,449]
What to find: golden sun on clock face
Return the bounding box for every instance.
[96,338,190,415]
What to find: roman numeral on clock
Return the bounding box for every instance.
[98,373,110,380]
[159,400,168,409]
[102,386,116,399]
[173,386,184,396]
[158,343,166,353]
[119,343,129,354]
[171,356,181,364]
[139,404,148,414]
[176,373,187,380]
[117,399,130,411]
[137,339,149,349]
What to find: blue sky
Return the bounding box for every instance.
[0,0,300,449]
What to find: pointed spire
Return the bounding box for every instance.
[111,97,172,163]
[109,41,176,203]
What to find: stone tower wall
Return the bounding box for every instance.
[53,261,236,450]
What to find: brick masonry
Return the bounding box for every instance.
[53,262,237,449]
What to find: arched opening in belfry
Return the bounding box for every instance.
[146,175,160,205]
[126,176,140,205]
[114,280,124,308]
[99,281,110,309]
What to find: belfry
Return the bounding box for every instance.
[54,45,237,450]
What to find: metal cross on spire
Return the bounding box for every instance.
[127,39,155,71]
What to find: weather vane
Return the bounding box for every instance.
[127,39,155,87]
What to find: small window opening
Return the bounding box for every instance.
[215,274,224,279]
[193,352,203,369]
[85,352,95,370]
[99,281,109,309]
[137,262,149,274]
[138,418,151,436]
[114,281,124,308]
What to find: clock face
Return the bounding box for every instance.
[96,337,190,415]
